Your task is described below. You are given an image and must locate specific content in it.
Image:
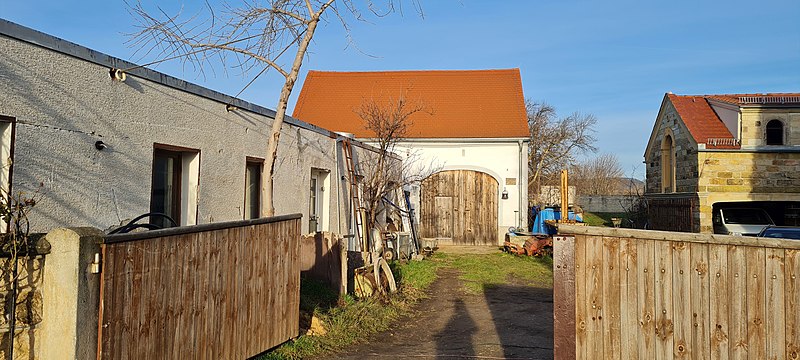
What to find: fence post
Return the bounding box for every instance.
[553,235,576,359]
[39,227,102,360]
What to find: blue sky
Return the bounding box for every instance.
[3,0,799,178]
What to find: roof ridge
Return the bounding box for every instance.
[306,68,520,76]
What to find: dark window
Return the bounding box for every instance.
[244,159,263,219]
[150,148,182,228]
[722,208,772,225]
[766,120,784,145]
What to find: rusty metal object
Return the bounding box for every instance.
[503,234,553,257]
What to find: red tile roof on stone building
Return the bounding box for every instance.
[667,93,800,149]
[292,69,529,139]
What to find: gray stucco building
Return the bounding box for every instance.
[0,19,368,234]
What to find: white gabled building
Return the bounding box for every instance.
[293,69,530,245]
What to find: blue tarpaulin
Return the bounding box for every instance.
[530,207,583,235]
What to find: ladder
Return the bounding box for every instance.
[342,139,367,251]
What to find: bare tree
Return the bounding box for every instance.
[570,154,624,195]
[526,100,597,205]
[127,0,421,216]
[354,95,436,236]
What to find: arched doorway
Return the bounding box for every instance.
[420,170,499,245]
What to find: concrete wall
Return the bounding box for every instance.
[0,21,372,235]
[577,194,638,213]
[0,228,102,360]
[395,139,528,244]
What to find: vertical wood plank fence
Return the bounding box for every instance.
[97,214,302,360]
[554,224,800,360]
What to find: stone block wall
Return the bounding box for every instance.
[740,108,800,147]
[645,103,699,194]
[0,256,44,360]
[697,152,800,194]
[695,151,800,233]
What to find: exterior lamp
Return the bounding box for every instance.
[501,188,509,200]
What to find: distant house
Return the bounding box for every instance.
[0,19,375,233]
[293,69,530,245]
[644,92,800,233]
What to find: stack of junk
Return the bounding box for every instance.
[504,207,584,257]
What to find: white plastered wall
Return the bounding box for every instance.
[394,139,528,245]
[0,30,363,233]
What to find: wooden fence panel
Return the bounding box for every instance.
[728,245,748,360]
[619,238,640,359]
[575,234,588,360]
[654,240,674,359]
[586,236,605,357]
[672,241,692,359]
[709,244,729,360]
[766,248,786,360]
[786,249,800,360]
[557,225,800,360]
[746,247,766,360]
[637,239,656,359]
[98,215,302,360]
[691,243,710,360]
[602,237,621,360]
[553,236,576,360]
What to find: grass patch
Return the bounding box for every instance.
[259,258,446,359]
[260,252,553,358]
[431,253,553,294]
[583,212,627,227]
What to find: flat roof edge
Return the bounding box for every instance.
[0,18,342,141]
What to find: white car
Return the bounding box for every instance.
[712,207,774,236]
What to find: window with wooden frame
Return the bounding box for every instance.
[150,144,200,228]
[244,157,263,220]
[0,116,15,233]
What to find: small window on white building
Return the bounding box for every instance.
[150,144,200,228]
[244,157,263,220]
[766,119,784,145]
[0,116,15,233]
[309,168,330,233]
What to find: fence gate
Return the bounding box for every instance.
[96,215,301,359]
[646,195,696,232]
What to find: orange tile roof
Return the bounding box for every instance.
[668,94,736,148]
[292,69,529,139]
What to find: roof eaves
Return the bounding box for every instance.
[0,19,347,142]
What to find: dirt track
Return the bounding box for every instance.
[321,267,554,359]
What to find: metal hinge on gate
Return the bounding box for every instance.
[90,253,101,274]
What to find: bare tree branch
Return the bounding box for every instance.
[126,0,422,217]
[526,99,597,206]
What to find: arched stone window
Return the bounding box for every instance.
[766,119,784,145]
[661,133,675,193]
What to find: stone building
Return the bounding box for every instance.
[644,92,800,233]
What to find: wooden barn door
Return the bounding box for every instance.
[421,170,498,245]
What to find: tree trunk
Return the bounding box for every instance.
[262,18,320,217]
